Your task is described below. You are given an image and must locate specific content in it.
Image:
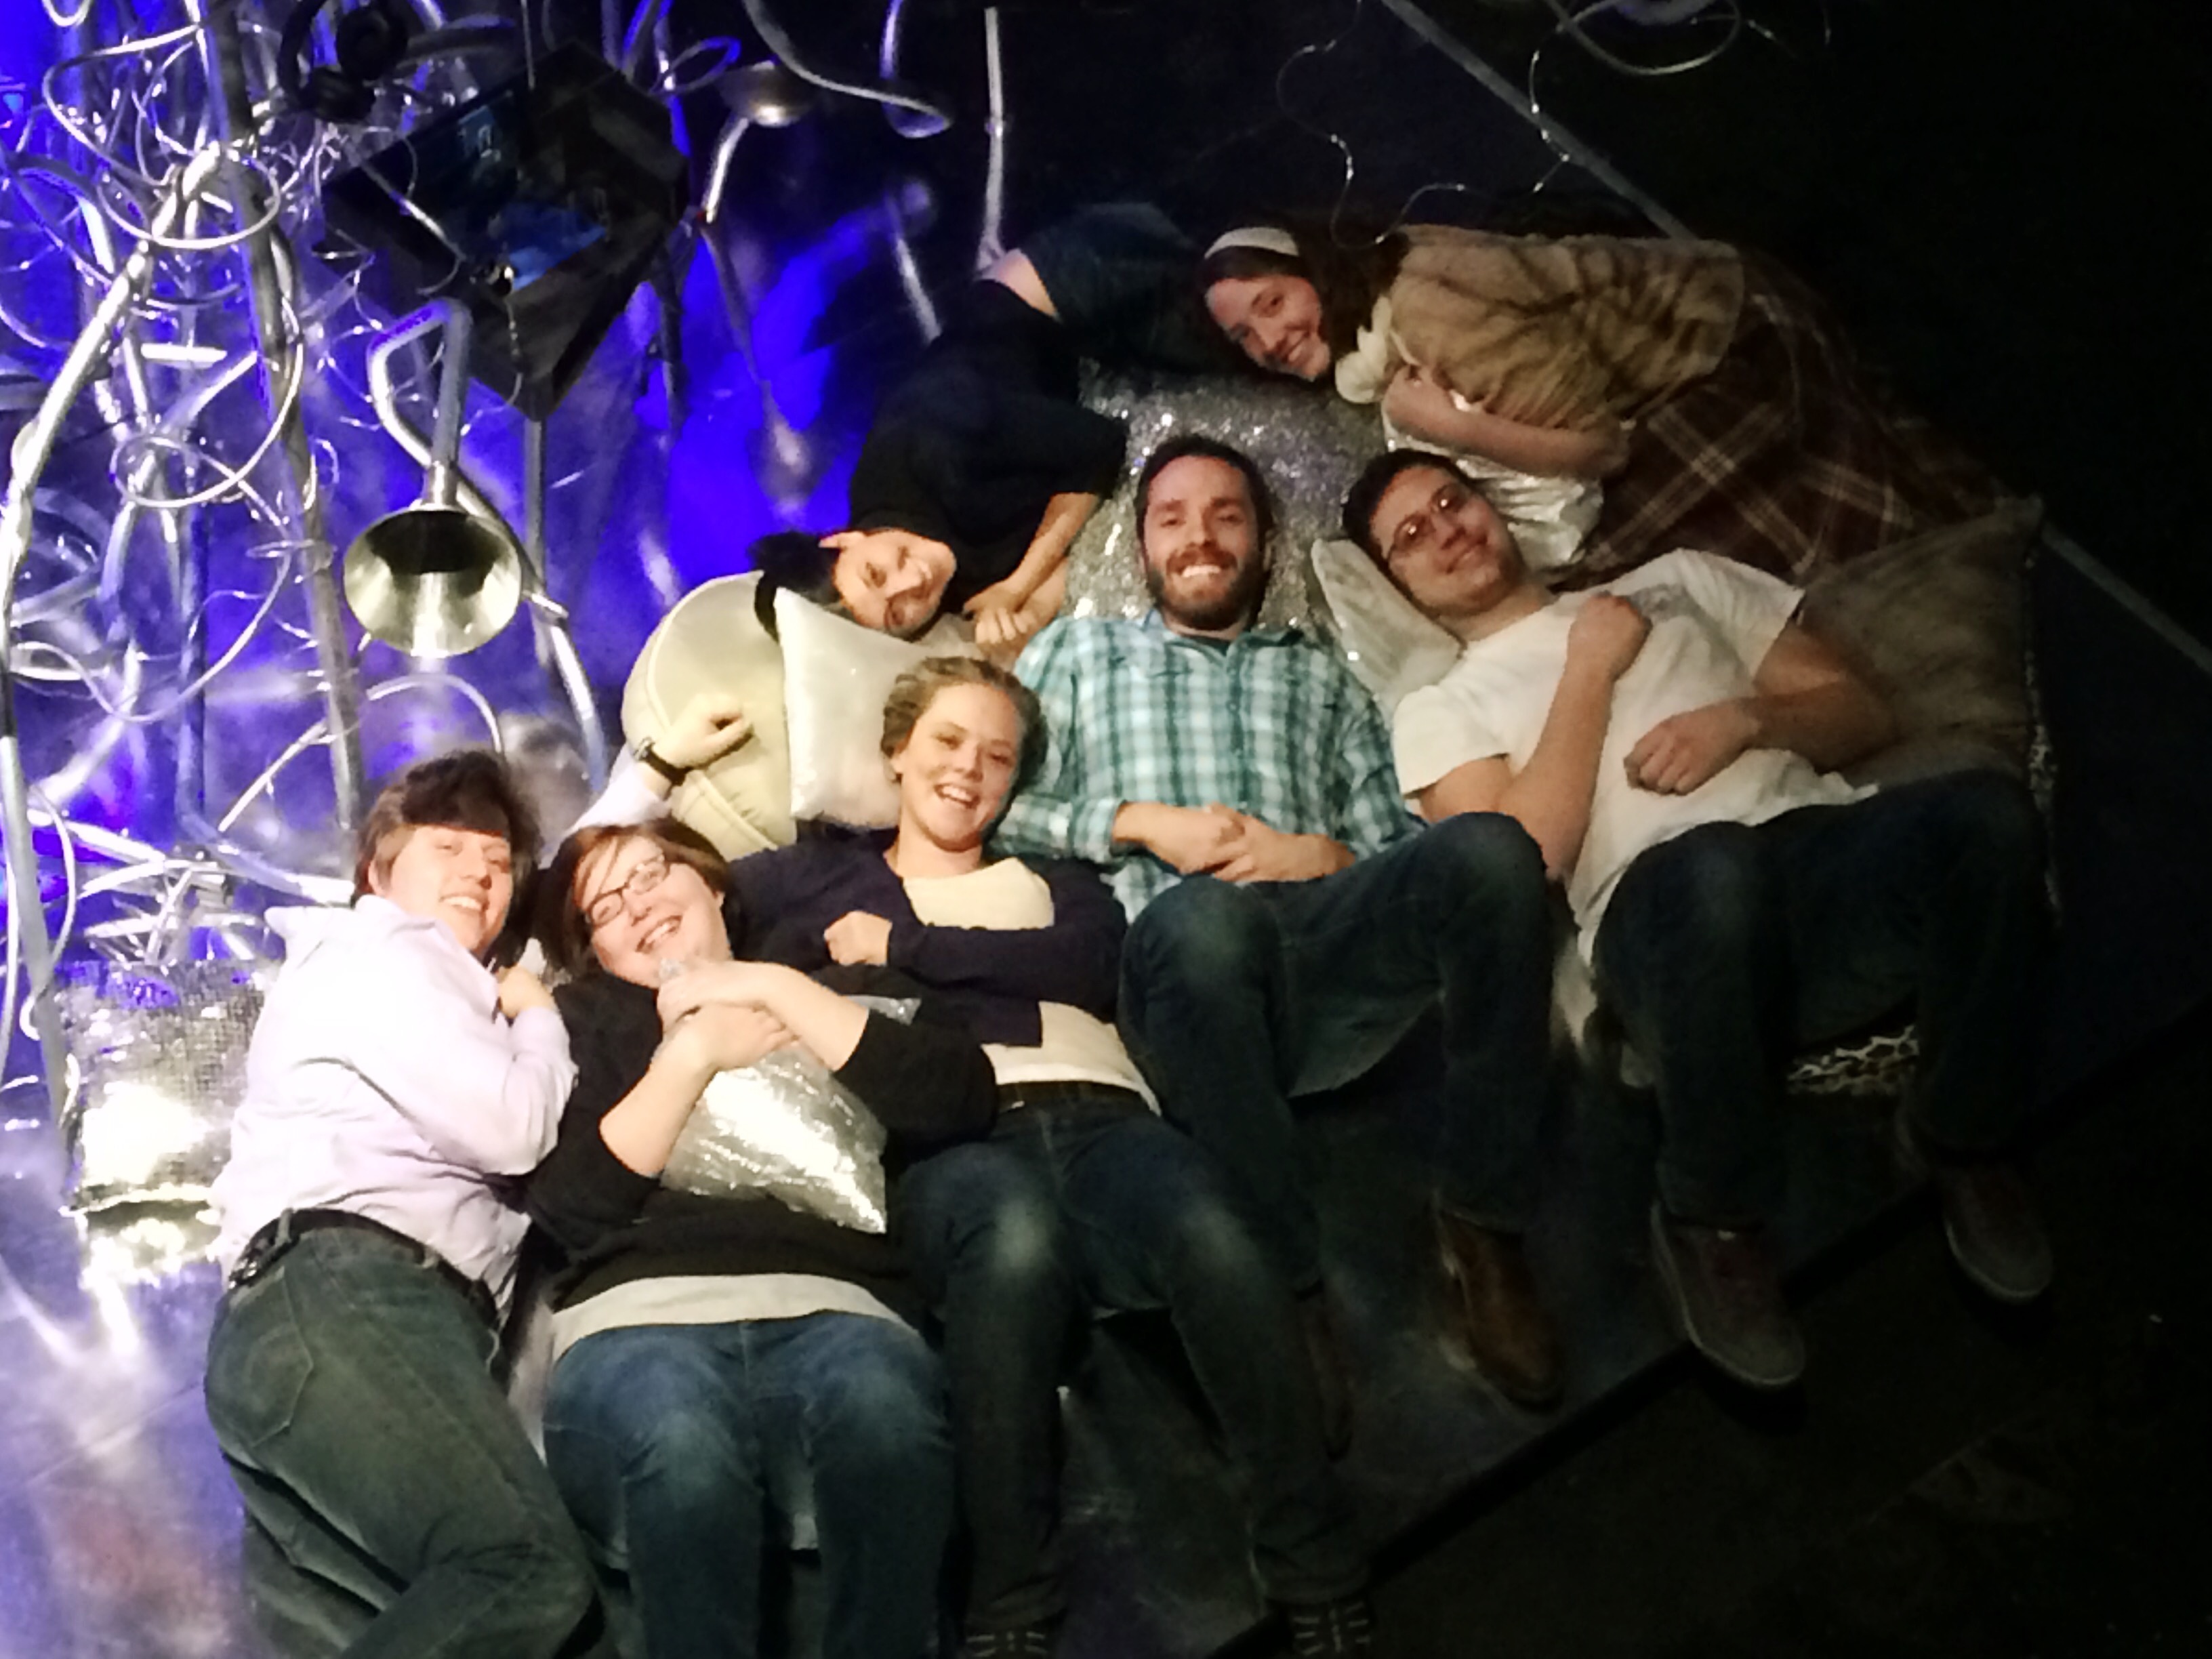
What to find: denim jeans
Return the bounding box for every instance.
[897,1088,1366,1631]
[1592,770,2047,1227]
[1119,813,1554,1290]
[202,1225,611,1659]
[541,1312,953,1659]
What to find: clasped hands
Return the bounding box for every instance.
[962,580,1054,659]
[1118,801,1351,884]
[655,960,797,1073]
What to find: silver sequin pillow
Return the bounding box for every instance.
[659,996,917,1233]
[57,960,266,1212]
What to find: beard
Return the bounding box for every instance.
[1145,543,1269,634]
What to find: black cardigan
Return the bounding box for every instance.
[723,835,1125,1047]
[846,282,1126,608]
[526,964,997,1323]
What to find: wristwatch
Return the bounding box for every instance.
[633,737,689,786]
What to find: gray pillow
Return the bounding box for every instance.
[1800,499,2043,789]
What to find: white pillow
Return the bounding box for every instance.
[776,590,975,827]
[1309,537,1461,713]
[623,573,793,857]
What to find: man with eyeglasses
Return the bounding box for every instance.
[993,434,1563,1437]
[1342,449,2052,1393]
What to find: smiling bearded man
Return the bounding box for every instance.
[992,435,1564,1433]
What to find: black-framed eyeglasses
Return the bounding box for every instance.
[583,851,671,930]
[1385,480,1473,570]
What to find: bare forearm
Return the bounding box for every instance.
[745,967,868,1071]
[600,1046,717,1176]
[1742,682,1897,773]
[1496,665,1618,879]
[1000,492,1097,607]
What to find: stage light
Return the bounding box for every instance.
[321,42,687,421]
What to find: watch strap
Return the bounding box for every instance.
[634,738,688,785]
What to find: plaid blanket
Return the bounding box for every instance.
[1565,257,2001,589]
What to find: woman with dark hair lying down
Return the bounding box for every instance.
[205,750,613,1658]
[720,657,1373,1658]
[756,203,1242,656]
[1199,219,1999,586]
[526,817,996,1659]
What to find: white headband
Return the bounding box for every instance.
[1204,225,1302,264]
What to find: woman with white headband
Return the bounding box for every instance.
[1199,220,1997,584]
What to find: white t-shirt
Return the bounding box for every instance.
[1392,550,1869,951]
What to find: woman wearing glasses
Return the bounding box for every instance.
[524,806,997,1659]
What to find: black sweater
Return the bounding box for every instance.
[724,836,1125,1046]
[526,964,997,1323]
[847,282,1126,609]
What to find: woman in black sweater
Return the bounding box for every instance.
[527,821,996,1659]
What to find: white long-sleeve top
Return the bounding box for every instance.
[210,897,577,1313]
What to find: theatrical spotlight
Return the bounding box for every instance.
[321,42,687,420]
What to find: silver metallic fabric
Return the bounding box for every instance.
[659,996,918,1233]
[56,960,266,1215]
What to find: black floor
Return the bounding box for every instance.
[1347,998,2212,1659]
[1410,0,2212,648]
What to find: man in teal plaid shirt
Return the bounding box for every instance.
[994,435,1562,1417]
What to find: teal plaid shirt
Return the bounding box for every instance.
[994,612,1418,918]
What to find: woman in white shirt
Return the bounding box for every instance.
[204,751,613,1658]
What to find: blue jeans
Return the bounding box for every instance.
[1119,814,1554,1290]
[897,1089,1364,1631]
[202,1226,611,1659]
[541,1313,953,1659]
[1592,770,2046,1226]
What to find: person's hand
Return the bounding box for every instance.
[496,964,555,1019]
[655,692,752,773]
[1624,701,1759,795]
[973,598,1050,659]
[663,1002,794,1073]
[1565,594,1650,684]
[1209,810,1353,884]
[1114,802,1241,874]
[824,911,893,966]
[656,960,787,1025]
[962,577,1028,625]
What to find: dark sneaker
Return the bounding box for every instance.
[1296,1288,1355,1457]
[959,1622,1057,1658]
[1282,1592,1376,1658]
[1435,1206,1563,1410]
[1897,1118,2053,1303]
[1649,1203,1805,1391]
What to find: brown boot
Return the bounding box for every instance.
[1435,1206,1563,1410]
